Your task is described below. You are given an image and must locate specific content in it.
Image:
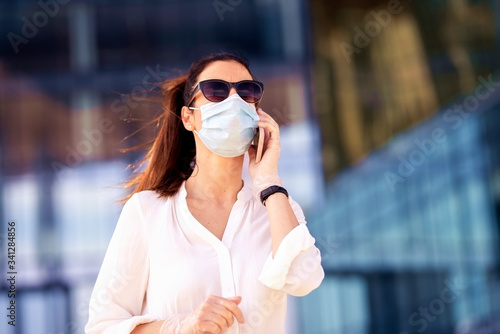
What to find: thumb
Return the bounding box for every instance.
[228,296,242,305]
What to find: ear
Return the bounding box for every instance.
[181,106,194,131]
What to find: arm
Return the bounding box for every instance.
[264,191,299,257]
[248,108,298,257]
[85,194,157,333]
[258,197,324,296]
[249,109,324,297]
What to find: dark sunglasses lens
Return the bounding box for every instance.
[202,81,229,102]
[237,82,262,103]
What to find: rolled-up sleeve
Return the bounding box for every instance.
[85,194,158,334]
[258,199,325,296]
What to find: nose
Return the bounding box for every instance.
[228,87,238,96]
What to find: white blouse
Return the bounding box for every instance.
[85,181,324,334]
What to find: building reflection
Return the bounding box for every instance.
[306,0,500,332]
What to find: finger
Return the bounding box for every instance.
[208,308,233,330]
[257,109,279,126]
[221,298,245,324]
[256,115,279,134]
[257,121,279,140]
[197,320,222,334]
[215,300,243,325]
[257,116,278,130]
[205,300,238,328]
[227,296,242,304]
[206,295,245,324]
[257,108,271,117]
[200,298,232,330]
[257,124,279,150]
[198,308,231,331]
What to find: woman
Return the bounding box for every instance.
[85,52,324,334]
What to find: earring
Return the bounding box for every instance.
[188,125,192,130]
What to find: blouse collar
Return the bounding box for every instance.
[176,179,253,248]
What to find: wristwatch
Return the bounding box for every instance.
[260,185,288,206]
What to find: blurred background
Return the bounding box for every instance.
[0,0,499,333]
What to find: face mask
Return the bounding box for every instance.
[190,94,259,158]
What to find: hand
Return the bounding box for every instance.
[161,295,245,334]
[248,108,283,201]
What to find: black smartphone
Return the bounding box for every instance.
[253,127,264,163]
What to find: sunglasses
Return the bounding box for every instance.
[188,79,264,105]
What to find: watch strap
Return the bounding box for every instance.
[260,185,288,206]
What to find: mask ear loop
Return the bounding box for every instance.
[186,107,200,135]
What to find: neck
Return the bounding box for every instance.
[186,150,244,202]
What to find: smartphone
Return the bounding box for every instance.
[253,127,264,163]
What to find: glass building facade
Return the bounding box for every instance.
[310,0,499,179]
[301,100,500,333]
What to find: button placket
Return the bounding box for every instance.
[217,246,236,297]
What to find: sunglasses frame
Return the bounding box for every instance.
[188,79,264,106]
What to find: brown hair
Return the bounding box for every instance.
[122,52,254,202]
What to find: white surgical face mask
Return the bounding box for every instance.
[189,94,259,158]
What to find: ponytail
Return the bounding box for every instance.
[122,74,195,202]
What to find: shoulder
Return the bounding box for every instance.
[126,189,178,221]
[130,189,170,209]
[132,189,167,204]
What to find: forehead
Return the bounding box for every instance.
[197,60,253,83]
